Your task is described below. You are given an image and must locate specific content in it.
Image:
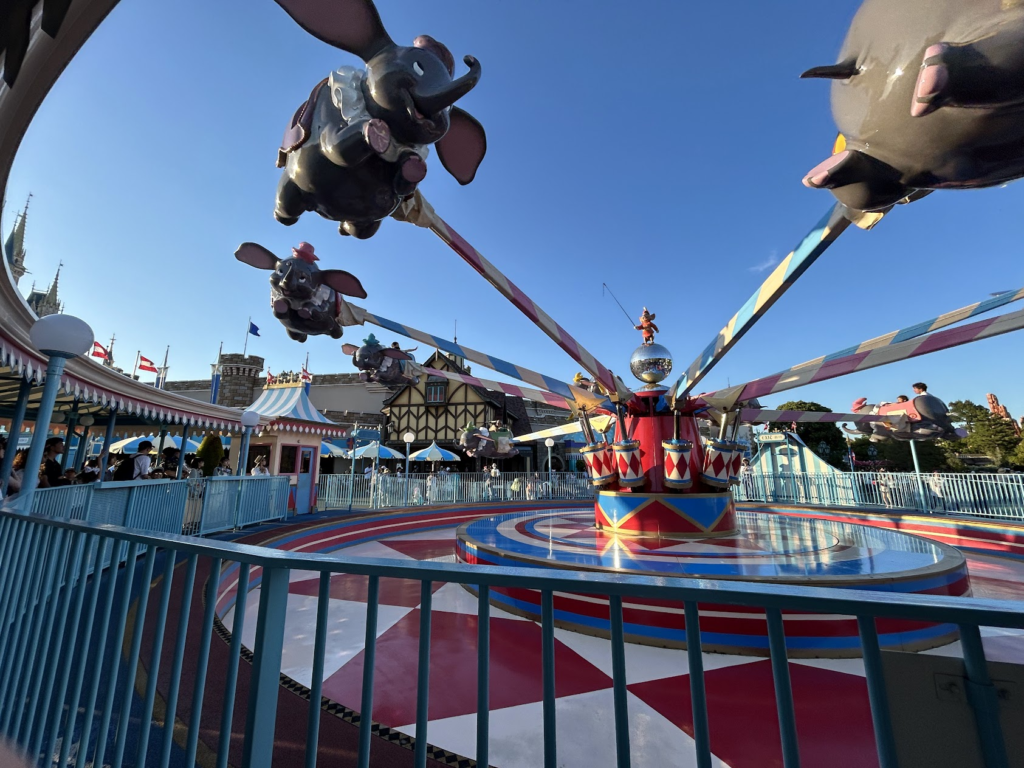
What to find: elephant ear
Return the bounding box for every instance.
[436,107,487,185]
[342,343,359,355]
[382,349,413,361]
[235,242,279,270]
[321,269,368,299]
[274,0,394,61]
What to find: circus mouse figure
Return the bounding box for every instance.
[273,0,487,239]
[801,0,1024,212]
[635,308,659,346]
[234,241,366,343]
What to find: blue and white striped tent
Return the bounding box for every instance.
[751,432,843,475]
[247,385,341,434]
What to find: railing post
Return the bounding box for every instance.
[959,624,1009,768]
[242,566,290,768]
[0,377,31,496]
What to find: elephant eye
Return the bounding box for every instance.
[298,274,307,281]
[413,61,424,77]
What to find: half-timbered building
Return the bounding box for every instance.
[382,351,536,471]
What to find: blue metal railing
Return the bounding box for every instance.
[736,470,1024,520]
[0,510,1019,768]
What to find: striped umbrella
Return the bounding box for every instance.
[408,441,461,463]
[352,441,406,460]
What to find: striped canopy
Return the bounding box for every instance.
[321,441,348,457]
[408,441,461,462]
[247,385,336,425]
[107,434,202,454]
[352,441,405,460]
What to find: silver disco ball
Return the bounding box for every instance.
[629,343,673,385]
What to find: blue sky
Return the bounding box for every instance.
[5,1,1023,417]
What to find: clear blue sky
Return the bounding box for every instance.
[5,0,1023,417]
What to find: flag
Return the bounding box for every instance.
[91,342,108,360]
[248,322,260,337]
[266,369,276,386]
[300,367,312,382]
[138,355,158,373]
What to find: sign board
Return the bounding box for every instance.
[351,429,380,441]
[756,433,788,443]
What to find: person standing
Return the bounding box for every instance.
[113,440,153,480]
[215,457,233,476]
[41,437,66,487]
[250,455,270,476]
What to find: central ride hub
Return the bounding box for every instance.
[591,388,739,538]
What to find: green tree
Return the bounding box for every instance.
[196,434,224,477]
[768,401,849,468]
[850,437,947,472]
[947,399,1021,466]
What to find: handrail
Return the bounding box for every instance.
[7,510,1024,627]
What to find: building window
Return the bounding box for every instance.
[280,445,298,474]
[426,382,447,404]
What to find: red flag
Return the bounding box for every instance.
[138,355,158,373]
[300,366,312,382]
[266,370,276,386]
[91,342,108,360]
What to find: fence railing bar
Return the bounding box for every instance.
[476,583,490,768]
[76,537,124,768]
[541,589,557,768]
[766,608,801,768]
[110,545,158,768]
[43,533,97,766]
[0,523,44,704]
[959,623,1010,768]
[90,541,141,768]
[3,526,58,737]
[217,561,251,768]
[185,556,223,766]
[158,553,199,768]
[26,530,82,759]
[305,572,331,768]
[56,535,109,768]
[356,574,380,768]
[608,594,631,768]
[133,550,178,768]
[684,601,713,768]
[413,580,433,768]
[856,616,898,768]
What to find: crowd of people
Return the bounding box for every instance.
[0,435,239,503]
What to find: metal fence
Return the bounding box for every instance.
[317,471,594,511]
[736,470,1024,520]
[0,510,1018,768]
[26,476,292,537]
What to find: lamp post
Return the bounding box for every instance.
[236,410,261,476]
[19,315,94,508]
[403,431,416,507]
[545,438,555,500]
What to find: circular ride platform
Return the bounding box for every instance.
[456,508,970,657]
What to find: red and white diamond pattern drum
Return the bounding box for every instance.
[612,440,645,488]
[727,441,744,485]
[661,439,693,490]
[580,442,617,487]
[701,438,732,489]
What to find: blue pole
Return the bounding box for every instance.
[99,411,117,479]
[19,353,71,507]
[405,441,411,507]
[236,427,252,476]
[909,439,928,512]
[60,410,78,472]
[177,424,191,479]
[0,377,31,495]
[74,424,91,472]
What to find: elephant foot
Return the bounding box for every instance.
[274,210,300,226]
[297,308,312,319]
[802,151,851,188]
[802,149,909,211]
[400,154,427,183]
[273,298,290,316]
[330,326,343,339]
[287,331,308,343]
[340,220,382,239]
[364,119,391,155]
[911,44,950,118]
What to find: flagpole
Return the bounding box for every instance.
[132,351,139,379]
[107,334,116,369]
[243,317,251,357]
[157,345,170,389]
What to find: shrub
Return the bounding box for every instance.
[196,434,224,477]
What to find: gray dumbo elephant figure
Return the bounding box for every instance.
[801,0,1024,212]
[459,423,519,459]
[235,241,366,343]
[273,0,487,239]
[844,394,966,442]
[343,334,418,384]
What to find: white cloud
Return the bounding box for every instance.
[749,251,780,273]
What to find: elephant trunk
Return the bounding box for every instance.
[412,56,481,115]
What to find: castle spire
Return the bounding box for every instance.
[4,194,30,285]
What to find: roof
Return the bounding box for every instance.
[249,384,342,435]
